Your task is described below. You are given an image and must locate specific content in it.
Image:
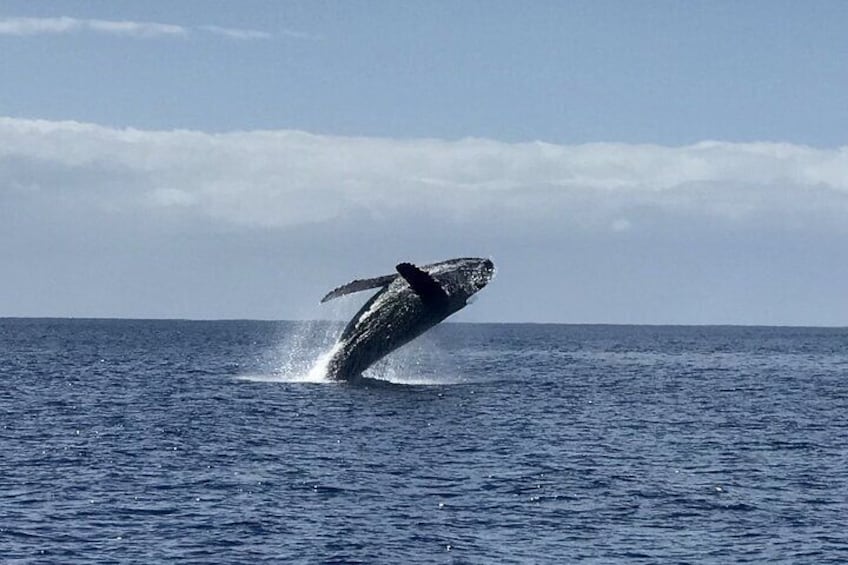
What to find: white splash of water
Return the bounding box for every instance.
[304,342,342,382]
[358,335,464,386]
[235,292,465,386]
[235,319,343,383]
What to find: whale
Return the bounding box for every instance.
[320,257,495,381]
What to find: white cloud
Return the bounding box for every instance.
[0,16,187,37]
[0,16,271,40]
[2,117,848,234]
[84,18,186,38]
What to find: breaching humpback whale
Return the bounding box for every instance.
[320,257,495,381]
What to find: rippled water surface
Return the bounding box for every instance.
[2,319,847,563]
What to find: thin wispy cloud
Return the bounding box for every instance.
[0,16,273,40]
[0,16,187,37]
[199,25,272,41]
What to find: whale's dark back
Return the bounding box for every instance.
[324,257,494,380]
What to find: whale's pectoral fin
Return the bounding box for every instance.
[396,263,449,305]
[321,274,397,303]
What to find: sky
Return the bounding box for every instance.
[1,1,847,325]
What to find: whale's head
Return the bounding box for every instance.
[430,257,495,307]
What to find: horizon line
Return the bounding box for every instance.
[1,315,845,330]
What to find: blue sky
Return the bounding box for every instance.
[4,1,847,144]
[1,2,847,324]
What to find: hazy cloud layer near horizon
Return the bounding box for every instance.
[2,117,848,325]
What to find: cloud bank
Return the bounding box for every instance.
[3,116,848,324]
[2,116,847,235]
[0,16,270,40]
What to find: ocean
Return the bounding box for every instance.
[2,318,847,563]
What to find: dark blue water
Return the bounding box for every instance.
[2,319,847,563]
